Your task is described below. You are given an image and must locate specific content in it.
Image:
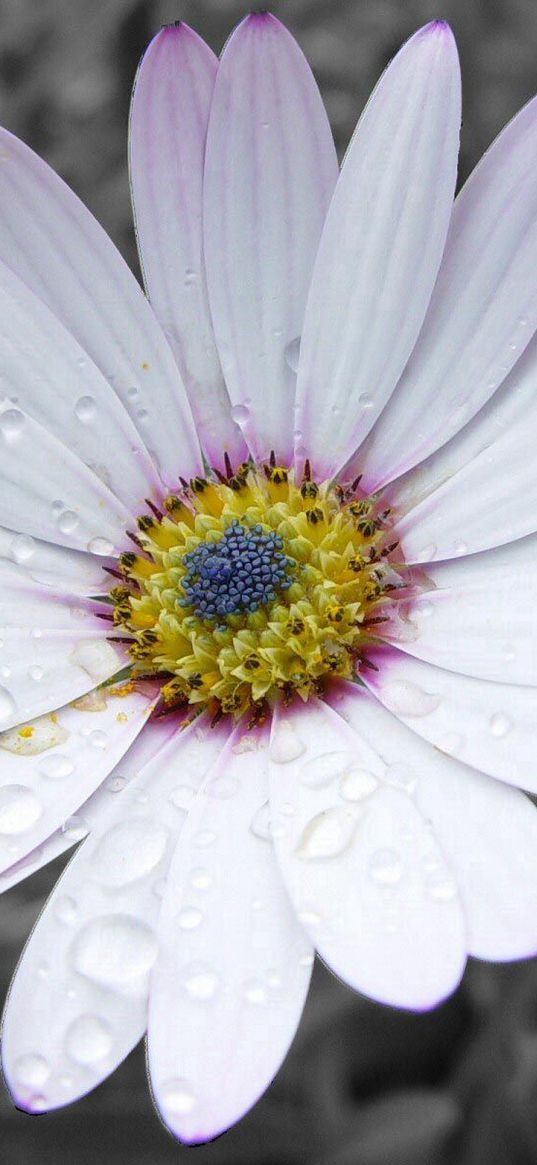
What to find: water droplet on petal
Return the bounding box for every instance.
[87,537,114,557]
[270,721,305,764]
[0,686,17,725]
[426,870,457,901]
[169,785,195,811]
[10,534,35,564]
[70,639,120,682]
[284,336,301,373]
[206,775,239,799]
[243,978,268,1005]
[65,1014,112,1065]
[182,963,219,1000]
[92,820,168,887]
[381,680,441,718]
[295,806,362,861]
[61,815,89,842]
[39,754,75,780]
[189,867,212,891]
[0,408,24,442]
[358,393,374,410]
[160,1078,196,1115]
[72,914,158,993]
[56,510,79,535]
[0,785,42,834]
[384,762,418,794]
[250,801,272,842]
[55,895,78,925]
[230,403,250,426]
[299,750,350,789]
[339,767,379,801]
[88,729,108,750]
[178,907,203,930]
[14,1054,50,1088]
[490,712,512,738]
[368,848,403,885]
[192,829,216,848]
[74,395,96,423]
[28,665,44,682]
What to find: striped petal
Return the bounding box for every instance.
[130,23,245,473]
[294,22,461,479]
[204,13,338,463]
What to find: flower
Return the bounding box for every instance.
[1,8,537,1146]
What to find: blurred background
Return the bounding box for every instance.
[1,0,537,1162]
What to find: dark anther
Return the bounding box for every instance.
[145,499,164,521]
[224,452,233,479]
[300,480,319,499]
[306,507,324,525]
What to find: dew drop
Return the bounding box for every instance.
[250,801,272,841]
[0,686,17,724]
[368,848,403,885]
[70,639,120,681]
[358,393,374,410]
[88,729,108,750]
[56,509,79,535]
[270,721,305,764]
[384,762,418,794]
[14,1053,50,1088]
[105,775,127,793]
[381,680,441,718]
[160,1078,196,1115]
[28,665,44,682]
[92,820,167,887]
[74,395,96,423]
[61,815,89,842]
[490,712,512,738]
[189,867,212,891]
[415,544,437,563]
[10,534,35,564]
[178,907,203,930]
[183,963,219,1000]
[72,914,158,992]
[339,766,379,801]
[39,753,75,780]
[87,537,114,557]
[299,750,350,789]
[230,403,250,426]
[169,785,195,811]
[243,978,268,1005]
[0,785,42,834]
[206,775,239,799]
[426,870,457,901]
[0,408,24,442]
[295,806,361,861]
[55,895,78,925]
[284,336,301,373]
[65,1014,112,1065]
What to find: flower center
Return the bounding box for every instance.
[104,460,406,722]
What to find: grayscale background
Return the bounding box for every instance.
[1,0,537,1162]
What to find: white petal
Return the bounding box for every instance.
[0,402,130,553]
[387,552,537,684]
[364,645,537,793]
[394,332,537,560]
[0,684,152,875]
[0,128,202,486]
[0,529,109,595]
[1,713,227,1112]
[294,22,460,479]
[204,13,338,463]
[0,257,159,510]
[130,24,246,473]
[357,95,537,490]
[148,720,312,1143]
[333,682,537,962]
[0,713,179,894]
[269,699,466,1010]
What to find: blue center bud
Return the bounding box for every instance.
[179,519,294,622]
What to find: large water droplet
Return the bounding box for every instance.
[284,336,301,373]
[189,867,212,891]
[0,785,42,834]
[39,754,75,780]
[92,820,168,887]
[381,680,441,718]
[72,914,158,993]
[270,721,305,764]
[368,848,403,885]
[0,408,24,443]
[10,534,35,565]
[56,509,79,535]
[87,537,114,557]
[230,403,250,426]
[70,639,119,681]
[74,396,96,423]
[339,767,379,801]
[178,907,203,930]
[61,815,89,842]
[65,1014,112,1065]
[295,806,362,860]
[299,750,350,789]
[160,1078,196,1115]
[489,712,512,738]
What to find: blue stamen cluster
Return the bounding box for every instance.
[179,519,294,621]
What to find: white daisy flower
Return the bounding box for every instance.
[1,10,537,1146]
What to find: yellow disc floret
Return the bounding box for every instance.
[106,462,404,720]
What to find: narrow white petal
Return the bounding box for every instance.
[387,551,537,684]
[358,95,537,490]
[204,13,338,463]
[0,685,152,875]
[294,22,460,479]
[334,682,537,962]
[1,714,227,1112]
[0,128,202,486]
[0,529,109,595]
[130,23,246,472]
[148,721,312,1144]
[0,714,179,894]
[270,698,466,1010]
[364,646,537,793]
